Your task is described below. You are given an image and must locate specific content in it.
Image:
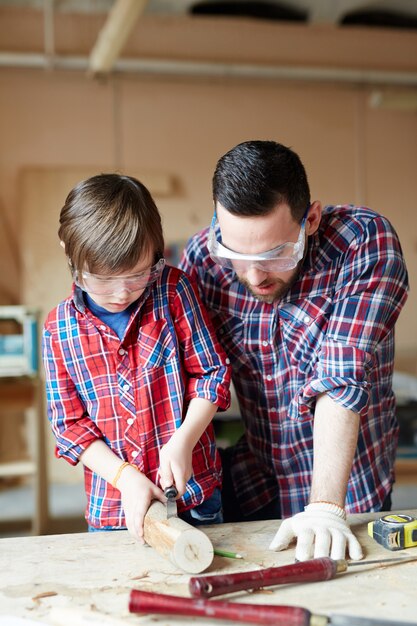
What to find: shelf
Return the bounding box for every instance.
[0,377,36,409]
[0,376,48,535]
[0,460,36,477]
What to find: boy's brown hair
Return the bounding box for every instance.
[59,174,164,274]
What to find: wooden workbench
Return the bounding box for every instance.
[1,510,417,625]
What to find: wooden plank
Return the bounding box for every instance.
[0,510,416,624]
[0,378,36,409]
[0,460,36,477]
[395,458,417,485]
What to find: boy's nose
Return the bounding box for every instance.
[113,282,132,296]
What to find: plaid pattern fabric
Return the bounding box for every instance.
[180,205,409,517]
[43,265,231,528]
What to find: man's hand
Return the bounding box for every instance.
[118,467,165,543]
[158,431,193,496]
[268,502,364,561]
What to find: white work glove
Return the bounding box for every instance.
[269,502,364,562]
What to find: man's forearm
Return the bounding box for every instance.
[310,393,360,507]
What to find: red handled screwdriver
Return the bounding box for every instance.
[129,589,317,626]
[129,589,416,626]
[189,557,343,598]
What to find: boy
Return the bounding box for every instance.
[42,173,231,541]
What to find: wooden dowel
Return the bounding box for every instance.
[143,500,214,573]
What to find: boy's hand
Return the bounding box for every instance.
[158,431,193,496]
[117,466,165,542]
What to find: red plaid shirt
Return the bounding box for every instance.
[180,205,409,517]
[43,265,231,528]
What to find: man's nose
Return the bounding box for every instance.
[245,265,268,286]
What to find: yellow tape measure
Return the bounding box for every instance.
[368,514,417,550]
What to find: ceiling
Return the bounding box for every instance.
[1,0,417,26]
[1,0,417,107]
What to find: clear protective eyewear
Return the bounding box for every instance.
[208,210,308,273]
[74,258,166,296]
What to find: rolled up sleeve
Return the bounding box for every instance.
[171,273,231,411]
[42,327,103,465]
[303,340,373,415]
[303,214,408,415]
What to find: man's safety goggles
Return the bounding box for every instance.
[74,258,165,296]
[208,211,307,272]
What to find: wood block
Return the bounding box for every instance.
[143,500,214,574]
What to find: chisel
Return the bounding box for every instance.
[189,555,417,598]
[164,484,178,519]
[129,589,417,626]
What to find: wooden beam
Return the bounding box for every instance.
[89,0,148,75]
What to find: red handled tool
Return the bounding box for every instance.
[129,589,316,626]
[189,554,417,598]
[189,556,341,598]
[129,589,416,626]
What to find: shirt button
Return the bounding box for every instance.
[122,383,130,391]
[303,315,310,324]
[100,325,106,331]
[225,358,230,365]
[270,407,277,412]
[262,340,269,347]
[131,450,139,458]
[127,418,134,425]
[118,348,125,356]
[266,375,272,381]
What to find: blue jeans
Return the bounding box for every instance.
[88,487,223,531]
[179,487,223,526]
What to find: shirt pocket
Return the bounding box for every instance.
[211,312,249,371]
[280,295,333,375]
[137,319,177,368]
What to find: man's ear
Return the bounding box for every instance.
[306,201,322,236]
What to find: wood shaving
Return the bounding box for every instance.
[31,591,58,601]
[130,572,150,580]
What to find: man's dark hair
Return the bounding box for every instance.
[212,140,310,221]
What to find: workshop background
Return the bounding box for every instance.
[0,0,416,536]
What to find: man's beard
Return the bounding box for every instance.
[238,262,303,304]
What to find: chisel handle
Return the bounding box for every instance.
[129,589,319,626]
[189,557,344,598]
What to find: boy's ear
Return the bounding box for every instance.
[60,240,65,249]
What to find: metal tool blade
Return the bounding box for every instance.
[347,555,417,567]
[329,614,417,626]
[164,485,178,519]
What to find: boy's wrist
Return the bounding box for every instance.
[112,461,141,489]
[169,425,197,451]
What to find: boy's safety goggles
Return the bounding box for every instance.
[74,258,166,295]
[207,211,307,272]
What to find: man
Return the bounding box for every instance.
[180,140,409,562]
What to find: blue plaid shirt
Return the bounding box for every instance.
[180,205,409,517]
